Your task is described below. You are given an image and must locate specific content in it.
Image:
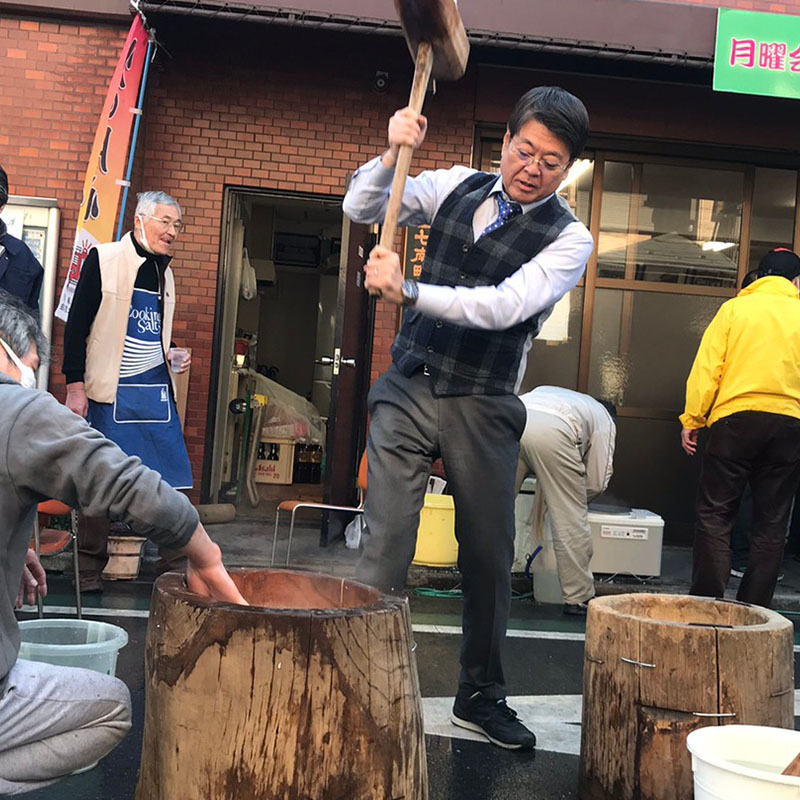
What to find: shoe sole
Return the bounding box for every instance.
[450,712,535,750]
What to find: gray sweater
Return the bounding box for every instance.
[0,374,199,682]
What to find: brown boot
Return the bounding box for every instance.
[76,570,103,593]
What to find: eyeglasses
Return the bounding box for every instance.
[508,140,568,174]
[143,215,185,234]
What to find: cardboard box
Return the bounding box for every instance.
[588,509,664,577]
[255,438,295,484]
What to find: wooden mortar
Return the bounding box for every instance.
[580,593,793,800]
[135,569,428,800]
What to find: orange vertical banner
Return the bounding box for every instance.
[56,15,149,321]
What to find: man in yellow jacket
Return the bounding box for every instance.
[680,247,800,607]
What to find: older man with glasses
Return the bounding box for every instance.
[343,86,593,750]
[62,191,193,592]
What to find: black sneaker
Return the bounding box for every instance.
[451,692,536,750]
[563,602,589,616]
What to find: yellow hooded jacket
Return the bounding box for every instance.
[680,276,800,430]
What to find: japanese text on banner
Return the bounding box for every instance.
[403,225,430,280]
[714,9,800,100]
[55,16,149,321]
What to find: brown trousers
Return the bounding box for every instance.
[691,411,800,607]
[77,515,111,574]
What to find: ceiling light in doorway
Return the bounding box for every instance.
[558,159,592,192]
[701,241,736,252]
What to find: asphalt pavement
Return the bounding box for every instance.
[15,578,800,800]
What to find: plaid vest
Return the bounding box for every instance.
[392,172,577,396]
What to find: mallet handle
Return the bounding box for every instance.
[371,41,433,296]
[782,751,800,776]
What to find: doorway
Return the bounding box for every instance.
[206,189,374,518]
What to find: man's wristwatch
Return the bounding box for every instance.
[401,279,419,307]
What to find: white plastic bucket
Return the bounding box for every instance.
[687,724,800,799]
[17,619,128,676]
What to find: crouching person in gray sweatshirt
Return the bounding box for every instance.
[0,289,247,794]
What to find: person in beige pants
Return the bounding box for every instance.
[515,386,616,615]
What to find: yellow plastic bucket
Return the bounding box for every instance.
[412,494,458,567]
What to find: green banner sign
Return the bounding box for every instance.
[714,8,800,100]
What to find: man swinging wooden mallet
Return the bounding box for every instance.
[344,0,594,751]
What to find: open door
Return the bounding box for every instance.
[206,190,370,512]
[322,216,375,506]
[206,191,244,503]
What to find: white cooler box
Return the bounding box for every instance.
[588,509,664,577]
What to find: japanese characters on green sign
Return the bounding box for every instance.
[403,225,430,279]
[714,8,800,100]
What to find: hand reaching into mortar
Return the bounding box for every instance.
[182,524,248,605]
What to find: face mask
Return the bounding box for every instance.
[136,214,156,254]
[0,337,37,390]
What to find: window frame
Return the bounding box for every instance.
[474,127,800,404]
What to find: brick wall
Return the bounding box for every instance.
[0,11,475,494]
[0,15,475,491]
[133,20,477,486]
[6,1,798,493]
[0,15,128,393]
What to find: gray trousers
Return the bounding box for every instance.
[0,659,131,794]
[356,366,525,699]
[515,410,595,605]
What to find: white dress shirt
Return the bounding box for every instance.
[342,156,594,331]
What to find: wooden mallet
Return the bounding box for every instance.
[370,0,469,295]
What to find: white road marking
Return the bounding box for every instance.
[413,623,586,642]
[24,611,589,641]
[21,605,800,752]
[21,605,151,619]
[415,624,800,654]
[28,611,800,655]
[424,695,583,755]
[427,691,800,753]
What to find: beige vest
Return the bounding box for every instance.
[84,234,176,403]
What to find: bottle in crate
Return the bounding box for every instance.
[309,445,322,484]
[293,443,310,484]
